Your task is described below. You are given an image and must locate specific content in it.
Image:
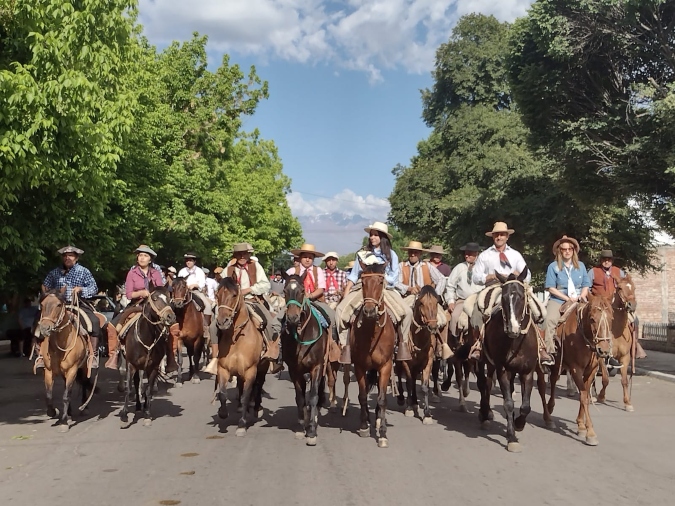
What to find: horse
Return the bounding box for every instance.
[38,288,94,432]
[441,334,475,413]
[119,284,176,428]
[350,262,397,448]
[395,285,438,424]
[213,277,269,436]
[171,277,206,386]
[280,272,334,445]
[476,268,538,452]
[537,293,614,445]
[596,275,637,411]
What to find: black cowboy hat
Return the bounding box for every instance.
[600,249,614,259]
[459,242,483,252]
[183,252,198,259]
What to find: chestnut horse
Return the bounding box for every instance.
[171,277,206,385]
[395,285,438,424]
[119,285,176,428]
[538,293,614,445]
[38,289,94,432]
[350,262,396,448]
[477,269,538,452]
[213,278,269,436]
[596,275,638,411]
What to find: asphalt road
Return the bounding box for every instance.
[1,354,674,506]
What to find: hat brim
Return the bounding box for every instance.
[401,247,430,252]
[459,245,483,252]
[363,226,393,240]
[291,249,324,258]
[485,229,514,237]
[135,248,157,258]
[552,237,580,255]
[58,247,84,255]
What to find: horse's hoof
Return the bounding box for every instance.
[422,417,433,425]
[175,382,183,388]
[591,396,597,403]
[295,431,305,440]
[47,407,56,418]
[480,420,491,430]
[507,442,522,453]
[545,420,556,430]
[577,429,587,438]
[585,436,599,446]
[377,438,389,448]
[625,404,634,412]
[597,397,606,404]
[430,393,440,404]
[256,408,263,419]
[462,387,470,398]
[487,411,494,421]
[235,427,246,437]
[458,404,468,413]
[357,427,370,438]
[404,409,414,418]
[143,418,152,427]
[191,377,201,384]
[57,424,69,433]
[566,390,576,398]
[306,437,317,446]
[217,408,228,420]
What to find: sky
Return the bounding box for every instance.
[138,0,533,253]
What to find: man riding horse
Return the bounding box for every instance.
[443,242,483,343]
[37,245,104,369]
[427,245,451,277]
[397,241,452,360]
[322,251,347,309]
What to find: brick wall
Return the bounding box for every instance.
[633,246,675,324]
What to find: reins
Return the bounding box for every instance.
[357,273,388,328]
[216,288,251,342]
[286,297,323,346]
[134,293,171,352]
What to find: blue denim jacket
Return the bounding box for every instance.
[545,261,590,303]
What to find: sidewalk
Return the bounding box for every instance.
[634,348,675,383]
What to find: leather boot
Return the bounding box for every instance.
[339,344,351,365]
[105,324,119,369]
[395,340,412,361]
[204,358,218,375]
[90,336,99,369]
[165,328,179,373]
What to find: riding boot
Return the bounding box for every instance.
[105,324,119,370]
[269,333,284,374]
[539,348,554,367]
[165,327,179,374]
[468,339,482,361]
[33,340,44,370]
[395,330,412,361]
[90,336,99,369]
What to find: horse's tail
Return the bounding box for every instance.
[366,369,378,393]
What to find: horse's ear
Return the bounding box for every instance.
[495,272,508,284]
[149,279,156,291]
[281,270,290,284]
[300,270,308,283]
[518,266,529,282]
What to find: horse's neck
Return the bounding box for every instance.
[48,320,77,352]
[611,296,628,331]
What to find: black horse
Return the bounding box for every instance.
[476,268,538,452]
[119,284,176,428]
[280,272,330,446]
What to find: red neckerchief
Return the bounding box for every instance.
[304,268,316,293]
[235,264,246,285]
[326,269,339,291]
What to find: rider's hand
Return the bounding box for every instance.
[242,287,252,295]
[569,295,579,303]
[72,287,82,295]
[448,302,456,312]
[411,286,420,295]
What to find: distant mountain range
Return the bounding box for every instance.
[296,212,373,255]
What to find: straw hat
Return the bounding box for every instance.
[231,243,254,254]
[363,221,393,240]
[346,260,355,269]
[290,243,324,258]
[167,266,177,274]
[485,222,515,237]
[427,245,446,255]
[552,235,580,255]
[134,244,157,258]
[401,241,428,252]
[322,251,339,261]
[213,266,224,274]
[57,245,84,255]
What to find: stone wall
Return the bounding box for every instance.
[633,246,675,325]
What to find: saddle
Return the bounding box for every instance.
[116,312,142,342]
[245,302,267,330]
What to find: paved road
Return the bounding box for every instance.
[1,353,674,506]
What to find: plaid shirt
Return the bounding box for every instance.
[43,263,98,302]
[324,268,347,304]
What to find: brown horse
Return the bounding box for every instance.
[395,285,438,424]
[538,293,614,445]
[213,277,268,436]
[596,275,638,411]
[350,262,396,448]
[39,288,94,432]
[171,277,206,386]
[477,269,538,452]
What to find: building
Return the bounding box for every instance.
[633,246,675,324]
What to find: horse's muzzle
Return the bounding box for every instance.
[173,300,185,309]
[363,306,378,319]
[626,301,636,312]
[216,317,232,330]
[39,323,53,336]
[164,313,176,326]
[286,313,300,326]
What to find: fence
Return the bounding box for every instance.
[642,322,674,343]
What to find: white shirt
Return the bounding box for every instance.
[177,265,206,290]
[444,262,482,303]
[472,245,531,285]
[205,278,219,302]
[232,262,271,299]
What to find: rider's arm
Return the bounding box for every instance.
[580,264,591,301]
[429,264,446,296]
[126,269,147,299]
[79,267,98,299]
[387,252,402,290]
[444,266,460,305]
[250,263,271,296]
[395,262,409,295]
[42,269,57,292]
[308,269,326,301]
[472,252,488,286]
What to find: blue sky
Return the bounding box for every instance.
[138,0,533,252]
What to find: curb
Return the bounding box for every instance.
[634,368,675,384]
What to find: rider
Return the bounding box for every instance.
[470,222,532,359]
[322,251,347,309]
[177,251,212,334]
[444,242,483,345]
[427,245,452,277]
[543,236,590,366]
[38,245,101,368]
[397,241,452,360]
[336,221,413,363]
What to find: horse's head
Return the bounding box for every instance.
[147,284,176,326]
[38,287,68,336]
[587,294,614,357]
[361,263,386,320]
[171,277,189,308]
[215,277,240,330]
[414,285,440,333]
[614,274,637,313]
[282,271,307,327]
[496,267,529,338]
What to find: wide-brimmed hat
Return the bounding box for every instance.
[213,266,224,274]
[401,241,428,252]
[346,260,355,269]
[134,244,157,258]
[322,251,339,261]
[600,249,614,259]
[364,221,393,240]
[485,222,515,237]
[202,267,210,275]
[291,243,324,258]
[427,245,446,255]
[167,266,177,274]
[57,245,84,255]
[459,242,483,252]
[552,235,580,255]
[184,252,198,259]
[232,243,254,254]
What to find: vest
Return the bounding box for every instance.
[227,261,258,287]
[401,262,433,288]
[294,266,325,302]
[591,266,620,297]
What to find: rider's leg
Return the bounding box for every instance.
[542,299,561,365]
[81,306,101,368]
[104,323,119,369]
[435,303,453,359]
[396,302,413,361]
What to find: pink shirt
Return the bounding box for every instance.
[286,265,326,290]
[126,266,164,299]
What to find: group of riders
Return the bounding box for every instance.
[31,219,644,382]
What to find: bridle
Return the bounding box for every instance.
[171,281,192,308]
[579,301,612,356]
[358,272,387,328]
[412,292,438,334]
[39,293,82,354]
[215,288,249,333]
[501,279,533,337]
[134,291,174,352]
[286,296,323,346]
[39,296,69,334]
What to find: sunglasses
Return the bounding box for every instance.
[560,247,573,252]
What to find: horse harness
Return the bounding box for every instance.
[286,297,325,346]
[216,289,252,343]
[576,301,613,355]
[133,293,173,352]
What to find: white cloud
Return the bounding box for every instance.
[139,0,532,81]
[286,188,390,219]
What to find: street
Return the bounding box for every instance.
[1,353,674,506]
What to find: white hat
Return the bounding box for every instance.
[364,221,393,240]
[322,251,339,261]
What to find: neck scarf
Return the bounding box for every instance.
[304,268,316,293]
[326,269,339,291]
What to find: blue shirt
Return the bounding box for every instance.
[545,261,590,303]
[43,263,98,302]
[347,248,400,288]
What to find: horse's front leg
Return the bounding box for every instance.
[395,361,405,407]
[476,360,493,427]
[291,371,307,439]
[143,367,160,427]
[620,352,633,411]
[192,338,204,384]
[305,363,324,446]
[430,358,441,402]
[342,363,351,417]
[456,358,468,412]
[421,354,433,424]
[496,368,519,451]
[581,362,599,446]
[216,366,231,421]
[135,370,143,412]
[120,363,133,428]
[515,371,533,433]
[536,366,553,429]
[175,339,184,386]
[44,366,56,418]
[355,367,370,437]
[236,367,257,437]
[597,359,609,403]
[59,367,78,432]
[376,360,392,448]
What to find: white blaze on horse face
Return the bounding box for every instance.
[158,293,168,304]
[289,281,298,292]
[509,294,519,333]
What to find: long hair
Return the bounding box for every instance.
[367,232,393,265]
[555,246,580,270]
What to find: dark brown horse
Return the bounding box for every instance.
[477,269,538,452]
[119,284,176,428]
[395,285,438,424]
[171,277,206,386]
[280,272,332,445]
[38,289,94,432]
[350,262,396,448]
[213,278,268,436]
[538,293,614,445]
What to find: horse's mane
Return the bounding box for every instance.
[172,276,187,287]
[362,262,386,274]
[41,289,66,302]
[418,285,440,304]
[219,277,239,292]
[284,274,305,292]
